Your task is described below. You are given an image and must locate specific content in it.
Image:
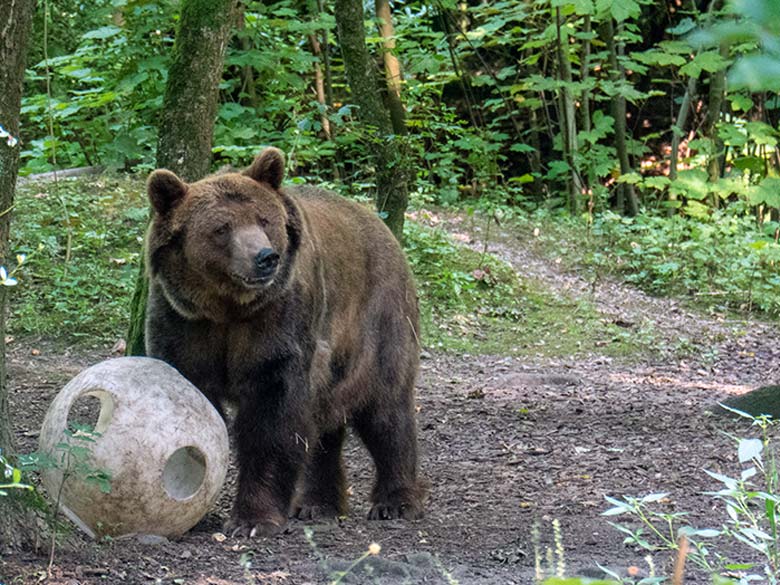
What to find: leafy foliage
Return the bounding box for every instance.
[0,450,31,496]
[526,207,780,316]
[9,177,145,342]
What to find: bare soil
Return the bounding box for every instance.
[3,215,780,584]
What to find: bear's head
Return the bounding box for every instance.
[146,147,301,320]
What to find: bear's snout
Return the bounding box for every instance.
[228,225,278,288]
[255,248,279,279]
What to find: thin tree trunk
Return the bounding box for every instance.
[317,0,334,109]
[580,14,594,208]
[335,0,408,240]
[0,0,37,549]
[555,7,583,213]
[306,0,332,140]
[604,19,639,216]
[580,15,592,136]
[669,76,697,214]
[375,0,407,136]
[438,4,482,129]
[529,103,546,197]
[705,42,728,208]
[127,0,239,357]
[238,9,258,109]
[309,32,332,140]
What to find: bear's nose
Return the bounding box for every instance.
[255,247,279,276]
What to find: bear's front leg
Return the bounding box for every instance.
[225,366,312,537]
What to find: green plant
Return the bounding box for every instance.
[524,206,780,317]
[10,176,144,342]
[604,407,780,584]
[0,449,32,495]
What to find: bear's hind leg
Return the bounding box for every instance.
[353,400,425,521]
[293,426,348,520]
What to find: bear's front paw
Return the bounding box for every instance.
[368,500,424,521]
[224,514,286,538]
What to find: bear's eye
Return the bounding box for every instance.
[257,216,269,228]
[213,224,230,237]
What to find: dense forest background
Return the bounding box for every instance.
[18,0,780,210]
[10,0,780,323]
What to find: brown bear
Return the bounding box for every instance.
[144,147,424,536]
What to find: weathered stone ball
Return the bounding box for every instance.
[38,357,229,539]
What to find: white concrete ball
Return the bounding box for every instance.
[38,357,229,539]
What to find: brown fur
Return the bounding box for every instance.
[145,148,424,536]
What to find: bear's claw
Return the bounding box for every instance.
[224,516,285,538]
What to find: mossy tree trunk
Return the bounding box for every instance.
[334,0,409,241]
[157,0,240,180]
[0,0,37,549]
[126,0,239,357]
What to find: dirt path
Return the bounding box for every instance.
[4,216,780,584]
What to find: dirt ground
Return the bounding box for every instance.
[3,215,780,584]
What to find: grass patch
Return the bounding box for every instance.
[404,221,648,358]
[10,175,146,344]
[516,208,780,318]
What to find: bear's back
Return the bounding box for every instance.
[286,185,408,276]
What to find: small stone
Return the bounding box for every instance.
[136,533,168,545]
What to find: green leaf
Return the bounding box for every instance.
[738,438,763,463]
[667,18,696,36]
[572,0,594,14]
[82,26,123,40]
[632,49,686,68]
[684,200,710,219]
[729,94,754,112]
[509,174,535,184]
[745,121,779,146]
[644,176,671,190]
[679,51,731,78]
[616,172,642,185]
[595,0,641,21]
[62,67,94,80]
[750,178,780,208]
[682,528,720,538]
[731,0,780,29]
[670,169,709,201]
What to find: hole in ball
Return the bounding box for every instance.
[163,446,206,501]
[67,390,114,437]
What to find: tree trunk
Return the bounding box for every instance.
[0,0,37,549]
[306,0,332,140]
[238,8,259,109]
[604,19,639,216]
[555,7,583,213]
[669,76,697,215]
[705,42,728,208]
[375,0,407,136]
[126,0,239,357]
[157,0,240,179]
[335,0,409,240]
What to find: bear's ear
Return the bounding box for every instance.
[148,170,187,215]
[244,147,285,190]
